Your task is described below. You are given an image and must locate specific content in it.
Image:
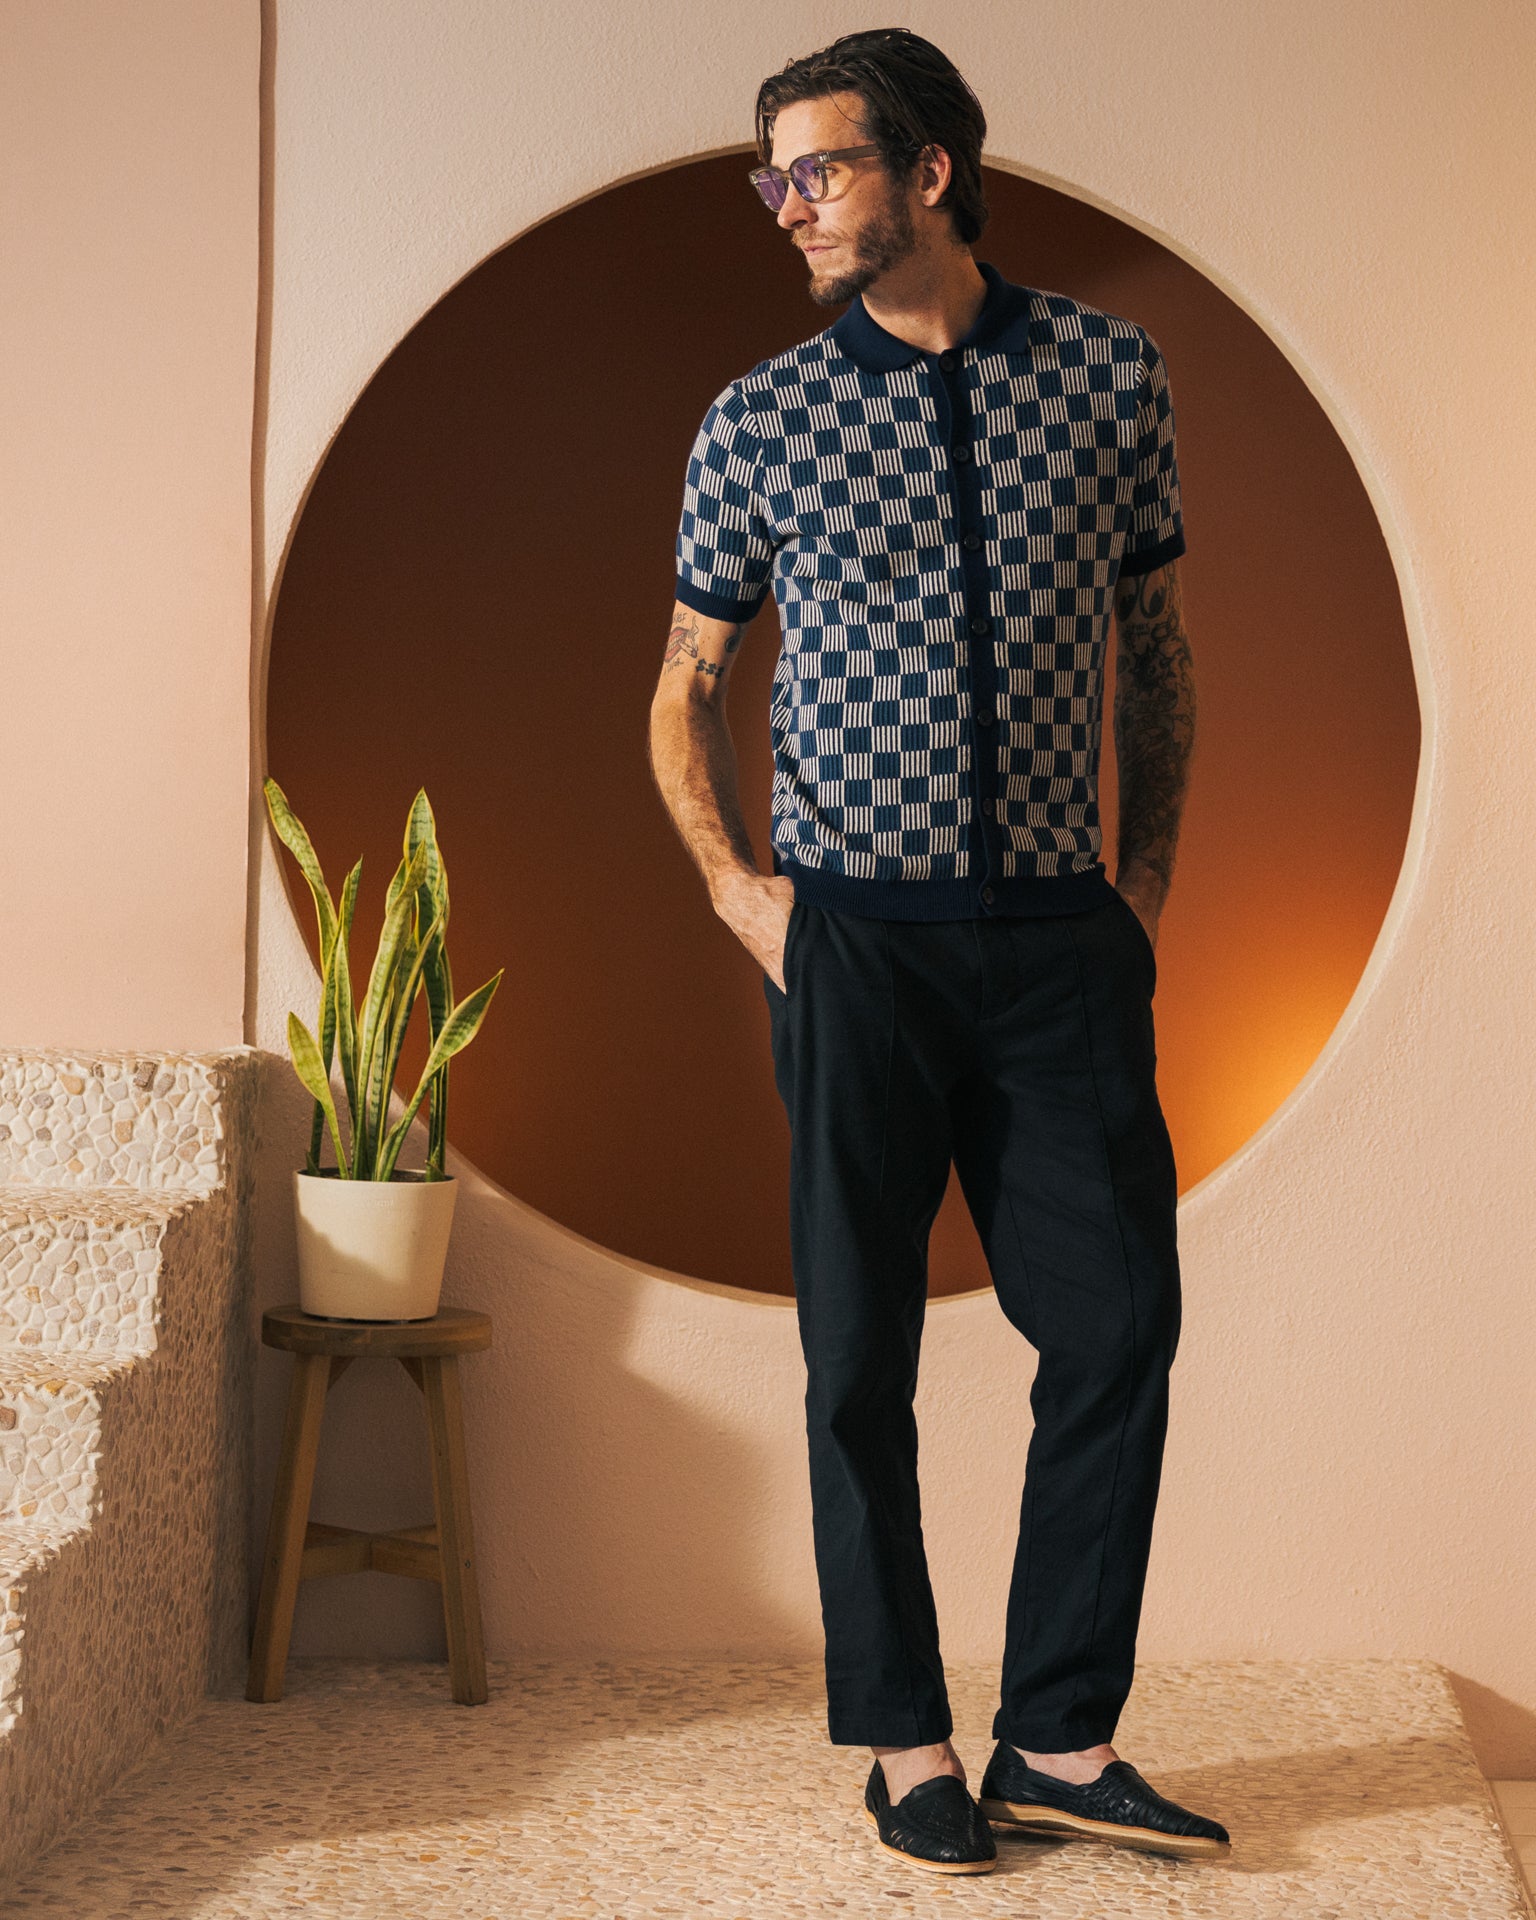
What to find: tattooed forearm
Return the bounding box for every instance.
[663,608,744,676]
[649,600,763,903]
[1111,563,1196,903]
[647,693,761,903]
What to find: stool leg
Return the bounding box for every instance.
[421,1353,488,1704]
[246,1351,332,1702]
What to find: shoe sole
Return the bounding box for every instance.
[862,1806,1000,1873]
[978,1795,1229,1858]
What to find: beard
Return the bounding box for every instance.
[803,184,917,307]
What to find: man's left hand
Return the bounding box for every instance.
[1113,874,1163,950]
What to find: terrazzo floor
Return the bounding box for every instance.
[1,1655,1530,1918]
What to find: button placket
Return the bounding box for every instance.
[931,344,1002,911]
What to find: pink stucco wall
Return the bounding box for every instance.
[0,0,257,1050]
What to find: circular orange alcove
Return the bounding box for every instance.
[265,152,1418,1301]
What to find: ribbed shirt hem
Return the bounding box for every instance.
[775,853,1118,921]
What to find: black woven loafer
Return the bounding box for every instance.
[863,1761,1000,1873]
[977,1741,1230,1857]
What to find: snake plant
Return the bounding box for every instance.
[264,776,503,1180]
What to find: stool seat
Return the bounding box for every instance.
[246,1301,491,1707]
[263,1303,492,1359]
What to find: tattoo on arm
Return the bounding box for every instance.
[1111,565,1196,901]
[663,609,744,677]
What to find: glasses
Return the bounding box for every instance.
[747,144,886,212]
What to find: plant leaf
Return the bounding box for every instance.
[373,901,446,1168]
[376,968,502,1182]
[317,904,339,1074]
[402,791,454,1178]
[405,789,449,930]
[266,776,346,1171]
[286,1011,349,1173]
[264,776,336,959]
[425,939,454,1177]
[353,844,430,1177]
[334,857,363,1152]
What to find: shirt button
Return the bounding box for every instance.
[978,706,997,727]
[938,350,957,372]
[981,884,996,906]
[969,614,991,635]
[963,532,982,551]
[952,443,971,463]
[982,796,995,817]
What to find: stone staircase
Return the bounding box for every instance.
[0,1047,261,1884]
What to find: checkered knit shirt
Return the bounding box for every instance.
[672,258,1186,920]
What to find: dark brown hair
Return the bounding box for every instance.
[754,27,989,245]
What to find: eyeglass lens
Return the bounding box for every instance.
[755,155,823,211]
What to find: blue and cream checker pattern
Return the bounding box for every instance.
[673,257,1186,921]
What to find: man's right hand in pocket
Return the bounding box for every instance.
[714,871,797,993]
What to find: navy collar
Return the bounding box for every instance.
[830,258,1034,371]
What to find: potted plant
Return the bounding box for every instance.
[264,776,503,1321]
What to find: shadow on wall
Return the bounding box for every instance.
[248,1041,823,1664]
[264,150,1418,1301]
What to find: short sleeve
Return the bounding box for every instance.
[1119,332,1186,577]
[674,384,775,622]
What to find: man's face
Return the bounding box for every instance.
[766,91,919,308]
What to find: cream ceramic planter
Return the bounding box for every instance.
[293,1168,458,1321]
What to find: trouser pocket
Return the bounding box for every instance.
[763,897,809,1002]
[1106,887,1157,992]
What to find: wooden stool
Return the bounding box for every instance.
[246,1303,492,1706]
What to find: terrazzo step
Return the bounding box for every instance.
[0,1044,260,1885]
[0,1048,233,1194]
[0,1327,198,1747]
[0,1183,225,1748]
[0,1346,162,1741]
[0,1515,83,1739]
[0,1184,206,1357]
[0,1350,139,1528]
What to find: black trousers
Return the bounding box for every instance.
[763,892,1182,1753]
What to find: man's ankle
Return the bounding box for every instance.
[1008,1740,1116,1784]
[872,1739,965,1797]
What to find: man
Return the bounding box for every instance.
[647,27,1228,1876]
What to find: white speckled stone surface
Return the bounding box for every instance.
[0,1047,263,1886]
[0,1052,236,1192]
[1,1654,1529,1916]
[0,1187,208,1356]
[0,1351,135,1533]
